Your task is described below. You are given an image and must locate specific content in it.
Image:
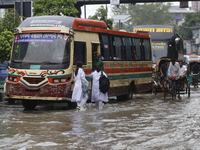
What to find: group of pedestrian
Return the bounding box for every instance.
[71,52,108,110]
[160,58,200,100]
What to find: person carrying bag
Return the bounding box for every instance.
[71,61,89,110]
[89,64,108,110]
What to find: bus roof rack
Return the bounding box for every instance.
[72,18,107,30]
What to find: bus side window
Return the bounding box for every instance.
[134,38,141,60]
[74,42,87,65]
[114,36,122,60]
[109,36,113,60]
[124,37,132,60]
[140,39,145,60]
[112,36,116,60]
[131,38,137,60]
[122,38,125,60]
[100,34,111,60]
[143,39,151,61]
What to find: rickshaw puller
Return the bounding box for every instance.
[160,61,169,89]
[191,62,200,88]
[168,58,181,100]
[179,60,187,89]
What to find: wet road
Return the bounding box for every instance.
[1,88,200,150]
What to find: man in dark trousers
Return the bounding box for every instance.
[160,61,169,88]
[191,62,200,88]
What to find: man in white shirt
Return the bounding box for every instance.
[179,60,187,89]
[168,58,181,99]
[168,58,180,79]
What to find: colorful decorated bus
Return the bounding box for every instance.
[133,25,185,65]
[6,16,152,109]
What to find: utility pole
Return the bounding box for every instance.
[21,0,23,21]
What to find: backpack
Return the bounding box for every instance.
[81,79,90,93]
[99,71,110,93]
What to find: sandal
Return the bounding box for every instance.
[76,106,81,110]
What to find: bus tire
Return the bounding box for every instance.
[117,83,134,100]
[22,100,37,110]
[68,101,77,109]
[126,84,134,100]
[7,99,15,104]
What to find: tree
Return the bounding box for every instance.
[112,3,172,31]
[0,30,14,63]
[0,9,21,33]
[88,6,114,30]
[0,9,20,63]
[180,11,200,40]
[33,0,79,17]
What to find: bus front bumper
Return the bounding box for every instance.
[5,82,72,101]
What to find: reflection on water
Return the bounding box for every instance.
[1,89,200,149]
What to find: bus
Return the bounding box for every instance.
[0,61,8,89]
[183,55,200,65]
[6,16,152,109]
[133,25,185,65]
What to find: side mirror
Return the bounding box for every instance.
[67,38,72,43]
[175,37,180,44]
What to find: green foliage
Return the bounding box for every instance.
[0,30,14,63]
[0,9,21,33]
[33,0,79,17]
[88,6,114,30]
[0,9,20,63]
[181,11,200,40]
[112,3,172,31]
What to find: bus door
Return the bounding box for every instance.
[92,42,100,71]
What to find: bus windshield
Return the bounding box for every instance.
[11,33,70,68]
[152,41,168,64]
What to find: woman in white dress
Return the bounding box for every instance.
[71,61,89,110]
[89,64,108,110]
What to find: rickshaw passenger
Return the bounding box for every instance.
[160,61,169,87]
[168,58,181,99]
[191,62,200,88]
[179,60,187,89]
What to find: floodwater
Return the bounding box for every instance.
[1,88,200,150]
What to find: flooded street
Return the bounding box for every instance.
[1,88,200,150]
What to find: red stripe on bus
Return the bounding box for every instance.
[84,67,152,74]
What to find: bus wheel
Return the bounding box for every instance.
[7,99,15,104]
[117,84,134,100]
[68,102,77,109]
[22,100,37,110]
[126,85,134,100]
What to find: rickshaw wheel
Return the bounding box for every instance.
[188,83,191,98]
[172,84,176,100]
[164,88,167,99]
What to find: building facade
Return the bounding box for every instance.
[191,1,200,12]
[169,6,195,26]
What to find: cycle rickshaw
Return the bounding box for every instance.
[163,63,191,100]
[153,57,170,95]
[187,60,200,87]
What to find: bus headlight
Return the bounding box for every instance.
[60,78,66,82]
[48,76,72,84]
[53,79,59,83]
[8,75,20,82]
[9,76,12,81]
